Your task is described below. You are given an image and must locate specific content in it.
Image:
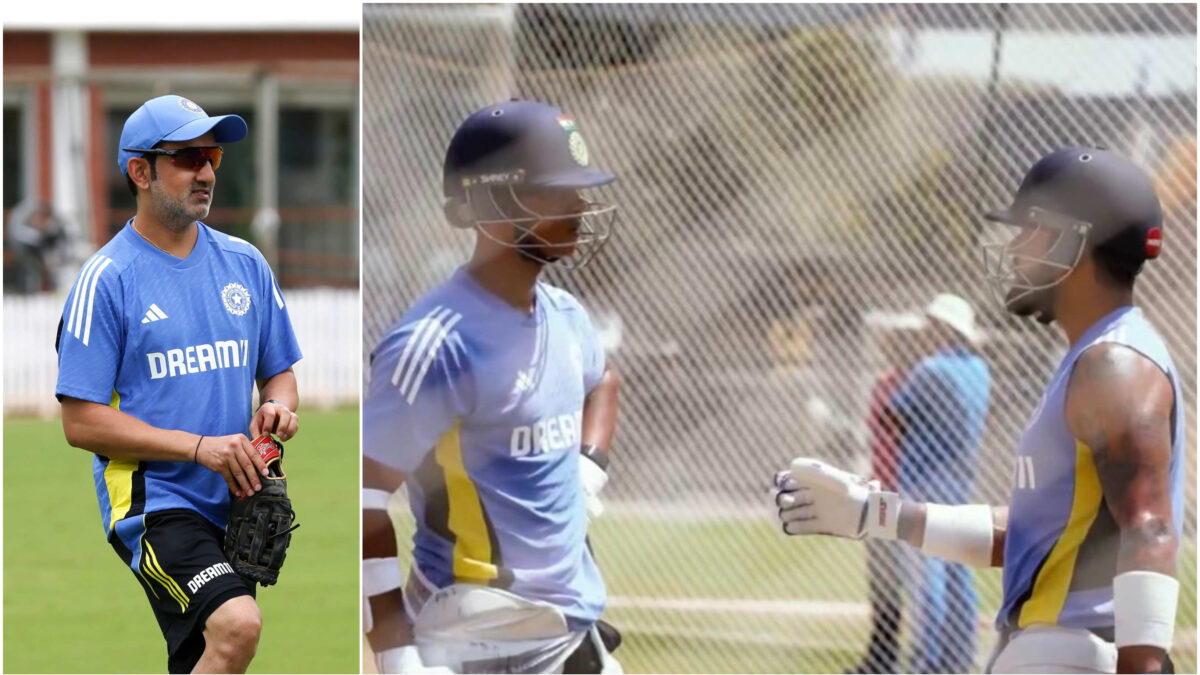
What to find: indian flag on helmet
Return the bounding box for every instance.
[557,116,578,132]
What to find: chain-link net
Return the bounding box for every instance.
[363,4,1196,672]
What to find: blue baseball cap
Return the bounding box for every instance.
[118,95,248,176]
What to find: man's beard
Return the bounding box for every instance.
[514,228,576,267]
[1005,284,1057,324]
[150,181,210,232]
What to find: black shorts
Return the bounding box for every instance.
[110,508,255,674]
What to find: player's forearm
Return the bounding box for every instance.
[363,514,413,651]
[257,368,299,411]
[367,589,416,651]
[896,500,1005,567]
[1117,517,1177,576]
[364,509,400,559]
[991,506,1008,566]
[581,365,621,457]
[363,455,412,649]
[61,397,198,462]
[1113,519,1177,673]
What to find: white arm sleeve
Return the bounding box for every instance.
[920,503,994,567]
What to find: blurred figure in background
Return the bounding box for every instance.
[892,294,991,673]
[847,313,930,674]
[3,200,68,294]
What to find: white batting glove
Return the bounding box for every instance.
[774,457,900,541]
[579,452,608,519]
[375,646,454,674]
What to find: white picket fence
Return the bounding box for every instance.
[4,288,360,417]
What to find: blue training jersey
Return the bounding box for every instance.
[56,220,303,546]
[998,306,1185,631]
[364,267,607,629]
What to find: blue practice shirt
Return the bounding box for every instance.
[364,267,607,630]
[56,220,302,550]
[998,307,1185,632]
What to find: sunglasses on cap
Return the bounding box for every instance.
[122,146,223,171]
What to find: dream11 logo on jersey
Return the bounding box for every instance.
[510,411,584,457]
[146,339,250,379]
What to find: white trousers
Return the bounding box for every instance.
[404,569,621,674]
[987,625,1117,674]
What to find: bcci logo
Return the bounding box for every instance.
[178,97,204,114]
[568,132,589,167]
[221,283,251,316]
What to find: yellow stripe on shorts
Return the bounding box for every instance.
[143,541,189,612]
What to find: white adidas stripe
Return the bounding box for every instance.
[404,312,464,405]
[64,255,94,334]
[66,254,103,336]
[81,257,114,346]
[391,306,452,390]
[150,304,167,320]
[73,255,109,337]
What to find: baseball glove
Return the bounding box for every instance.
[224,433,300,586]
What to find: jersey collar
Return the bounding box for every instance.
[123,218,211,269]
[453,266,544,326]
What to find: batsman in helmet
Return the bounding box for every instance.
[773,148,1184,673]
[362,99,624,673]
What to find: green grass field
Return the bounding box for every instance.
[590,515,1198,673]
[4,408,361,674]
[385,509,1197,673]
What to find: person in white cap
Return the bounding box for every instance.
[780,293,992,673]
[55,94,302,673]
[893,293,991,673]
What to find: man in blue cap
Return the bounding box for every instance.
[362,99,624,673]
[55,95,303,673]
[773,148,1184,673]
